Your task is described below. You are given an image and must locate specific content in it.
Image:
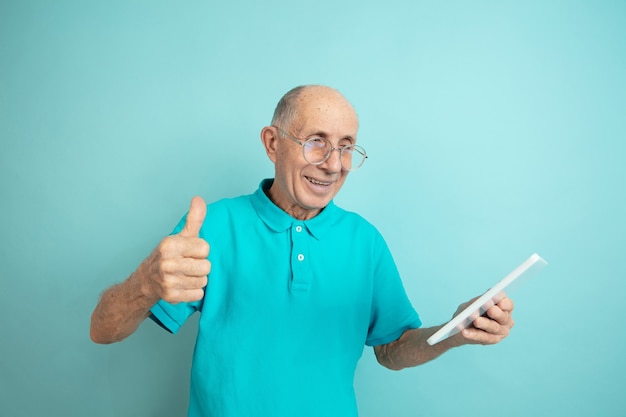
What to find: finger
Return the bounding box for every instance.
[162,258,211,278]
[161,273,208,292]
[461,327,503,345]
[158,235,210,259]
[485,304,509,325]
[473,316,499,334]
[473,313,511,338]
[179,196,207,238]
[164,288,206,304]
[176,275,209,291]
[497,296,515,313]
[179,237,210,259]
[179,288,205,303]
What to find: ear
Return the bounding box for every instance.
[260,126,279,164]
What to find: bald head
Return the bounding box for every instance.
[271,85,358,132]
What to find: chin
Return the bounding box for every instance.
[301,198,329,211]
[296,192,334,212]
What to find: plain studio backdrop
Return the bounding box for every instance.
[1,1,624,416]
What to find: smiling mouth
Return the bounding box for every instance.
[305,176,332,187]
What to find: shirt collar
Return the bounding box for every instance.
[250,179,338,240]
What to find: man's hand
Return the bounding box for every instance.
[91,196,210,343]
[453,296,515,345]
[374,296,515,370]
[138,196,211,304]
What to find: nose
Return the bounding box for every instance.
[319,147,343,172]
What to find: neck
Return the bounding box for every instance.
[265,184,321,221]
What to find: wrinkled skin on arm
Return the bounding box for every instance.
[375,297,515,370]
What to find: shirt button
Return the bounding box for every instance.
[297,254,305,261]
[295,225,303,232]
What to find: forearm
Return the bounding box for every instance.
[374,327,463,370]
[90,270,159,344]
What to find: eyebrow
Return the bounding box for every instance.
[305,130,356,143]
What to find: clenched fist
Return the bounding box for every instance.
[139,196,211,304]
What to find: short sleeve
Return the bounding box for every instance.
[150,299,201,334]
[365,235,421,346]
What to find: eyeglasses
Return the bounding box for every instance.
[273,126,367,171]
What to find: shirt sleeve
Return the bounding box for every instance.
[365,233,421,346]
[150,299,201,334]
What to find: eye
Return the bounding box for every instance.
[305,137,328,148]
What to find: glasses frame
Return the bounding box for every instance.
[273,126,367,171]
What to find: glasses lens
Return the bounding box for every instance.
[302,138,367,171]
[303,138,331,164]
[342,145,367,171]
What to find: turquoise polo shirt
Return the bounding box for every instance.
[150,179,421,417]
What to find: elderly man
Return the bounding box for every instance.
[90,85,514,417]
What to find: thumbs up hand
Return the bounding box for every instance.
[138,196,211,304]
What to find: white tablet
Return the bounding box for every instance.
[426,253,548,346]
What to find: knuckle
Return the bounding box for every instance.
[193,288,205,300]
[202,259,212,274]
[160,258,176,274]
[160,273,182,291]
[199,275,208,288]
[159,287,177,302]
[157,236,175,254]
[199,240,210,257]
[183,288,204,302]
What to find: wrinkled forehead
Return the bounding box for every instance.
[290,88,359,136]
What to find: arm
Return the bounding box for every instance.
[90,197,211,344]
[374,297,514,370]
[90,267,158,344]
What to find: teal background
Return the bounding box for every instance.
[1,1,624,416]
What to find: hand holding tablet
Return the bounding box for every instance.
[426,253,548,346]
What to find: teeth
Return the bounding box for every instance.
[307,177,330,186]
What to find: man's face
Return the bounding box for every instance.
[266,87,359,220]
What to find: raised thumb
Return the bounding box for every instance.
[179,196,206,237]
